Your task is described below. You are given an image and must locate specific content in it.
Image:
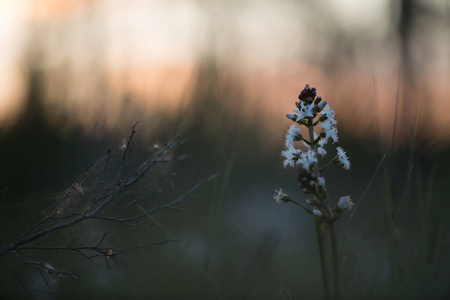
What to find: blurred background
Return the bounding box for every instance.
[0,0,450,299]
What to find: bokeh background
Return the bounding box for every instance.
[1,0,450,299]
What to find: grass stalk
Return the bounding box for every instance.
[339,153,386,269]
[138,205,222,300]
[231,218,292,299]
[348,219,370,298]
[366,164,413,299]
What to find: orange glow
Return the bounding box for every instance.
[0,0,449,150]
[23,0,97,23]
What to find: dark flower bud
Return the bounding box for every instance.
[298,168,317,196]
[298,90,308,100]
[314,96,322,105]
[298,84,317,102]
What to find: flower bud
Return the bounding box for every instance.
[318,101,327,111]
[318,177,325,187]
[286,113,296,121]
[313,209,322,217]
[314,96,322,105]
[298,84,317,103]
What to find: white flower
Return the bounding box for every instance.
[298,150,317,170]
[318,177,325,188]
[293,108,305,121]
[319,119,339,144]
[303,102,315,118]
[311,132,327,157]
[318,104,339,144]
[325,127,339,144]
[337,195,354,211]
[317,146,327,157]
[319,118,337,130]
[285,125,301,148]
[281,145,300,168]
[293,102,315,121]
[273,188,288,206]
[313,209,322,217]
[318,136,328,147]
[336,147,351,170]
[319,104,336,119]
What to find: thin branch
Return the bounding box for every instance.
[1,127,213,298]
[0,197,24,209]
[15,252,79,280]
[91,174,216,225]
[116,121,139,180]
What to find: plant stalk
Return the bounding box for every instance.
[315,218,330,300]
[308,120,339,300]
[329,223,341,300]
[308,122,331,300]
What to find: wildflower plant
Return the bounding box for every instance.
[274,84,353,300]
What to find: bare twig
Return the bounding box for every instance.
[0,125,214,297]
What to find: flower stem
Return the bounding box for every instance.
[329,223,341,300]
[315,218,330,300]
[288,198,314,215]
[308,124,319,176]
[308,122,330,300]
[319,159,336,173]
[308,120,339,299]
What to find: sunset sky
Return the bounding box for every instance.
[1,0,449,149]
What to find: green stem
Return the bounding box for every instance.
[308,124,320,177]
[288,199,314,215]
[329,223,341,300]
[315,219,330,300]
[308,121,331,300]
[319,158,337,173]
